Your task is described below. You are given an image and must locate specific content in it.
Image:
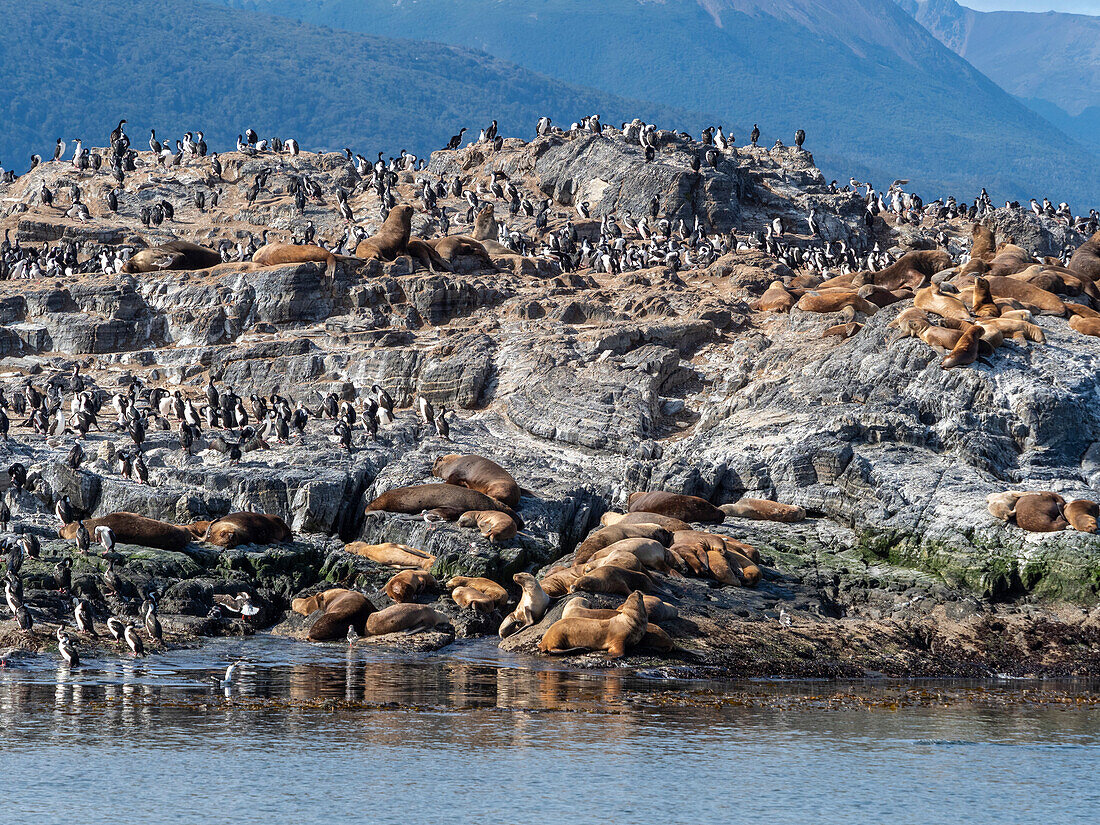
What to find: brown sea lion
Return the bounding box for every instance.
[406,238,454,272]
[472,204,519,256]
[426,235,495,268]
[121,240,222,273]
[367,483,523,527]
[977,317,1044,343]
[365,603,452,636]
[252,242,337,274]
[720,499,806,522]
[538,591,648,657]
[707,549,739,585]
[890,316,965,351]
[587,538,681,572]
[1069,315,1100,337]
[866,249,952,290]
[539,567,582,597]
[941,323,982,369]
[60,513,192,552]
[445,576,509,607]
[183,520,212,539]
[292,588,350,616]
[1013,492,1068,532]
[668,543,711,576]
[857,284,909,308]
[384,570,439,603]
[203,512,291,548]
[795,291,879,315]
[354,204,413,261]
[308,591,376,641]
[971,276,1001,318]
[915,282,970,321]
[451,586,498,613]
[673,530,761,563]
[498,573,550,638]
[970,222,996,262]
[431,454,521,506]
[724,546,762,586]
[458,510,518,543]
[344,541,435,570]
[574,523,675,564]
[988,244,1038,277]
[1068,231,1100,281]
[628,491,724,524]
[570,565,654,596]
[757,281,796,312]
[978,276,1065,315]
[582,550,649,575]
[1011,264,1098,300]
[1064,499,1098,533]
[599,511,692,532]
[986,491,1025,522]
[560,597,673,649]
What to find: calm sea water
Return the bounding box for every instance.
[1,635,1097,825]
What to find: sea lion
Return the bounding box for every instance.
[915,282,970,321]
[977,317,1044,344]
[308,591,376,641]
[431,454,521,507]
[627,491,724,524]
[599,511,691,532]
[586,538,680,573]
[203,512,291,548]
[354,204,413,261]
[1013,492,1068,532]
[1064,499,1098,533]
[539,567,582,597]
[451,586,498,613]
[707,549,739,585]
[970,222,996,262]
[384,570,438,603]
[570,565,654,596]
[971,276,1001,318]
[472,204,519,256]
[1011,264,1098,300]
[641,594,678,622]
[720,499,806,523]
[560,597,674,650]
[426,235,495,268]
[292,588,350,616]
[1068,231,1100,281]
[574,523,674,564]
[941,322,982,369]
[674,530,761,563]
[866,249,952,290]
[723,545,762,586]
[498,573,550,638]
[988,244,1038,277]
[757,281,795,312]
[582,550,648,575]
[121,240,222,273]
[668,543,711,576]
[890,315,965,351]
[366,483,523,527]
[344,541,435,570]
[59,513,191,552]
[538,591,648,657]
[445,576,509,607]
[457,510,518,543]
[183,520,212,539]
[986,491,1024,522]
[1069,315,1100,337]
[795,290,879,315]
[364,603,452,636]
[963,276,1065,315]
[252,242,337,274]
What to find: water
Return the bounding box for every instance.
[1,636,1098,825]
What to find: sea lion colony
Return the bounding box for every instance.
[1,115,1099,673]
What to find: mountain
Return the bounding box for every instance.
[897,0,1100,155]
[216,0,1098,209]
[0,0,703,176]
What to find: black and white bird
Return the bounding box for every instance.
[57,627,80,667]
[74,597,96,636]
[95,525,115,554]
[55,495,74,525]
[106,615,126,642]
[124,623,145,656]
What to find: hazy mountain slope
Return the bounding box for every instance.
[218,0,1098,208]
[0,0,704,175]
[898,0,1100,154]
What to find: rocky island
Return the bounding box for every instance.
[2,120,1099,677]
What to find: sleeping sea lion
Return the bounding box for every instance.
[384,570,439,603]
[292,588,350,616]
[599,511,692,532]
[364,603,452,636]
[366,483,523,527]
[574,523,674,564]
[627,491,724,524]
[457,510,518,543]
[203,512,291,548]
[570,565,654,596]
[252,242,337,275]
[60,513,192,552]
[1013,492,1068,532]
[121,240,221,273]
[431,454,521,506]
[308,591,376,641]
[344,541,435,570]
[720,499,806,522]
[1063,499,1098,533]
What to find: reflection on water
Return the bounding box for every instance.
[1,635,1098,825]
